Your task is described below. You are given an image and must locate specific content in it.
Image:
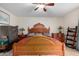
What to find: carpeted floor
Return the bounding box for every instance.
[0,47,79,56]
[65,47,79,56]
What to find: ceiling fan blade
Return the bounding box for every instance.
[46,3,54,6]
[43,8,47,12]
[34,7,39,11]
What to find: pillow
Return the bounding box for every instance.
[35,33,43,36]
[28,33,35,36]
[28,32,50,36]
[43,33,50,36]
[0,35,7,38]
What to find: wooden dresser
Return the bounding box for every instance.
[52,33,65,42]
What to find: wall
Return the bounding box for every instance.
[0,7,17,26]
[63,8,79,34]
[17,17,64,34]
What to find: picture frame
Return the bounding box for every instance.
[0,10,10,25]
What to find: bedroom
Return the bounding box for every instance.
[0,3,79,56]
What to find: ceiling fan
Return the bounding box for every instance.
[33,3,54,12]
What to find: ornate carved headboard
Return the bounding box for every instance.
[28,23,50,33]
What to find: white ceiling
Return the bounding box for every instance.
[0,3,79,17]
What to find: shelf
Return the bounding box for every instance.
[66,38,76,42]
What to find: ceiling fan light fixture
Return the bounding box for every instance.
[33,3,54,12]
[39,5,45,8]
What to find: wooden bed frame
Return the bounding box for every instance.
[13,36,65,56]
[28,23,50,34]
[12,23,65,56]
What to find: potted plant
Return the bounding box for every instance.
[19,28,25,35]
[58,26,63,33]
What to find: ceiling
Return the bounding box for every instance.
[0,3,79,17]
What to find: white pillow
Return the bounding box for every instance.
[43,33,50,36]
[28,33,35,36]
[35,33,43,36]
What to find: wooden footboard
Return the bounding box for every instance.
[13,36,65,56]
[13,43,64,56]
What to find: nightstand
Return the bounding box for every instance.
[52,33,65,42]
[18,34,27,40]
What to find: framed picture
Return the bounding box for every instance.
[0,10,10,25]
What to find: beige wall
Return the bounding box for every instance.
[17,17,64,34]
[63,8,79,34]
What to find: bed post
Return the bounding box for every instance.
[13,43,17,56]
